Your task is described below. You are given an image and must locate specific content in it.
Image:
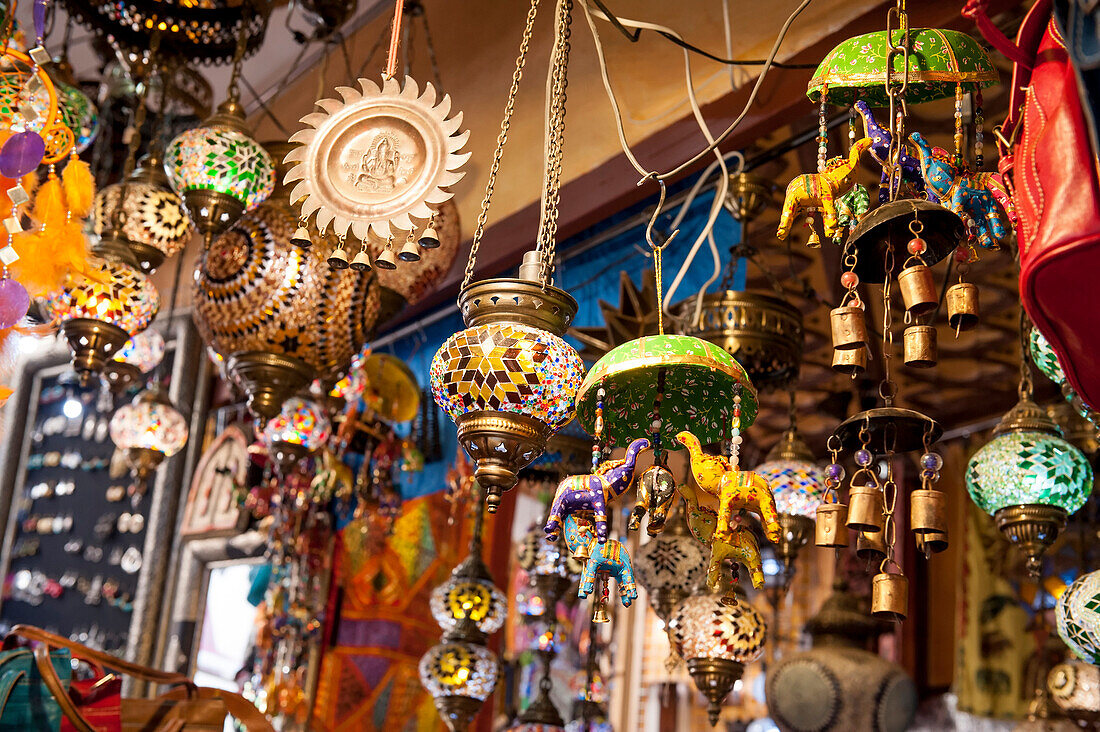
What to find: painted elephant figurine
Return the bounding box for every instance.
[545,437,650,544]
[777,138,873,241]
[629,464,677,536]
[683,499,765,590]
[578,536,639,608]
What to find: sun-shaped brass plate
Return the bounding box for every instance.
[284,75,470,241]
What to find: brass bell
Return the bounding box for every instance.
[290,225,312,248]
[871,571,908,621]
[350,249,372,272]
[856,529,888,562]
[830,305,868,350]
[916,528,949,556]
[946,282,980,334]
[397,236,421,263]
[573,541,591,562]
[419,221,441,249]
[375,247,398,270]
[592,597,610,624]
[327,246,350,270]
[910,488,947,535]
[832,345,867,377]
[903,325,937,368]
[815,503,849,548]
[847,484,885,532]
[897,263,937,315]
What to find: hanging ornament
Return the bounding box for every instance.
[418,621,500,732]
[633,502,706,624]
[668,588,767,727]
[108,384,189,497]
[104,327,166,393]
[262,396,332,468]
[429,555,508,636]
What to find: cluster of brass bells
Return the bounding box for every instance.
[317,216,441,272]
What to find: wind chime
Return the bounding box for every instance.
[285,0,468,270]
[780,0,1004,620]
[430,0,585,513]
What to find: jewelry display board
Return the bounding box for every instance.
[0,314,211,669]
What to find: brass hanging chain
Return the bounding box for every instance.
[537,0,574,287]
[226,13,250,106]
[883,0,910,203]
[461,0,543,294]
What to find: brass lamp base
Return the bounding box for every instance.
[433,695,482,732]
[125,446,166,491]
[227,351,313,422]
[103,361,144,394]
[455,410,551,513]
[92,235,167,274]
[60,318,131,387]
[776,513,814,574]
[647,586,688,625]
[183,189,246,248]
[686,657,744,727]
[994,504,1067,578]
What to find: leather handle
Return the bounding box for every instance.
[11,625,196,693]
[33,644,95,732]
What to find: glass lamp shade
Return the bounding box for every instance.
[262,397,332,453]
[1030,329,1067,387]
[634,534,707,613]
[109,387,189,457]
[755,459,827,518]
[430,323,584,431]
[54,78,99,154]
[519,524,570,578]
[47,259,160,336]
[113,329,165,373]
[808,28,997,106]
[429,576,508,635]
[93,178,193,265]
[965,430,1093,516]
[164,123,274,214]
[668,593,767,664]
[418,639,500,702]
[1056,570,1100,664]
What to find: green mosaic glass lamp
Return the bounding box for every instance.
[164,30,273,249]
[807,27,997,107]
[1057,570,1100,665]
[966,393,1093,577]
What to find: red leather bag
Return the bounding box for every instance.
[966,0,1100,408]
[59,665,121,732]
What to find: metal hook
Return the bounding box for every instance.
[641,178,678,250]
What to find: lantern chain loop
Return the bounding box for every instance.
[880,233,896,405]
[461,0,542,295]
[538,0,575,288]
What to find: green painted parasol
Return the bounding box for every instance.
[575,334,758,448]
[807,28,997,107]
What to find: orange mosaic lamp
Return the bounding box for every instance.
[430,268,584,513]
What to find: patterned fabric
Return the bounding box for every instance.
[808,28,997,106]
[430,323,583,430]
[1057,571,1100,664]
[668,594,766,663]
[165,125,274,210]
[576,334,757,446]
[965,430,1093,515]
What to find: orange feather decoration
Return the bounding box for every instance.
[61,157,95,219]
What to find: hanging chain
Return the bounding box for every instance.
[880,230,897,405]
[883,0,910,203]
[461,0,542,294]
[226,15,250,105]
[1019,311,1034,402]
[384,0,407,79]
[537,0,574,287]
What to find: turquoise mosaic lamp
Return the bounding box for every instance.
[966,396,1093,577]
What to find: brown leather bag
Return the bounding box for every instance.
[10,626,273,732]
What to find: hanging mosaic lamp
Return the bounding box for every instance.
[93,150,194,273]
[765,579,917,732]
[509,649,565,732]
[429,551,508,636]
[194,141,379,421]
[47,258,160,386]
[1030,328,1100,425]
[966,399,1093,576]
[104,327,165,393]
[807,28,997,107]
[430,255,584,513]
[262,396,332,466]
[518,524,573,618]
[1056,570,1100,665]
[668,590,767,726]
[1048,660,1100,724]
[755,427,827,575]
[419,615,500,732]
[164,91,274,248]
[575,334,757,448]
[109,384,189,492]
[633,503,707,624]
[47,65,99,155]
